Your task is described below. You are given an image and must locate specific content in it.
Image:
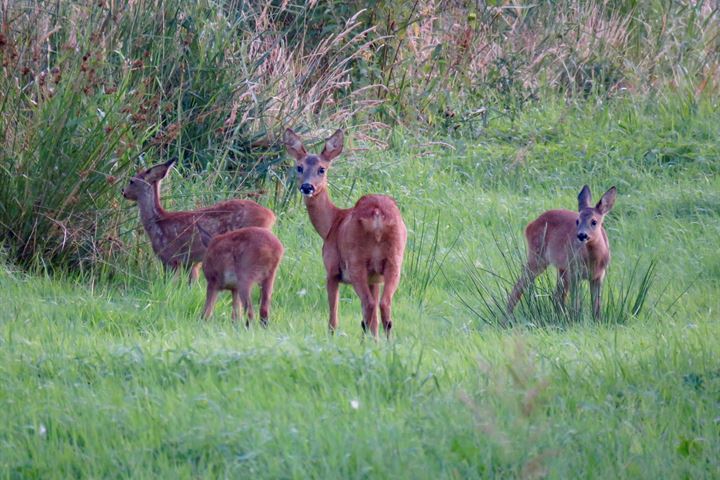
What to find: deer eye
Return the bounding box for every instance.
[575,219,579,226]
[130,179,135,185]
[591,219,597,226]
[318,167,325,175]
[296,166,303,173]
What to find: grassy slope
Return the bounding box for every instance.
[1,96,719,478]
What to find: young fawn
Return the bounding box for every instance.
[507,185,617,320]
[198,226,284,327]
[284,128,407,338]
[122,158,275,282]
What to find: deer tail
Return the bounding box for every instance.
[360,208,394,241]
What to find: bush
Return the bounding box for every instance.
[0,0,378,269]
[1,0,717,270]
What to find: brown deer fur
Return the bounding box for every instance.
[122,159,275,282]
[284,128,407,338]
[507,185,617,319]
[198,226,283,326]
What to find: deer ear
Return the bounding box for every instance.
[283,128,307,161]
[596,186,616,215]
[578,185,592,210]
[145,160,174,182]
[321,129,344,162]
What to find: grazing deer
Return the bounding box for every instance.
[507,185,617,320]
[122,158,275,283]
[198,226,284,326]
[284,128,407,338]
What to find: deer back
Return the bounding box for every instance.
[146,199,275,269]
[203,227,284,289]
[334,195,407,282]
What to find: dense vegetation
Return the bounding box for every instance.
[1,0,718,268]
[0,1,719,477]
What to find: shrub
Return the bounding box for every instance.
[0,0,379,269]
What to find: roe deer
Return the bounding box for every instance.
[198,226,284,326]
[283,128,407,338]
[507,185,617,320]
[122,158,275,283]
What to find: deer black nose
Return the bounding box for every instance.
[300,183,314,195]
[577,232,589,242]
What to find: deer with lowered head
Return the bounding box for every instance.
[284,128,407,339]
[507,185,617,320]
[122,158,275,283]
[198,225,284,327]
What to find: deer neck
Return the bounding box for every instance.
[304,188,341,240]
[136,191,167,250]
[153,181,164,212]
[580,233,609,268]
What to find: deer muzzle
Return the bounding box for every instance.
[300,183,315,196]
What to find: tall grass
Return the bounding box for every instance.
[454,229,659,328]
[0,0,379,269]
[1,0,718,271]
[360,0,720,128]
[404,209,458,307]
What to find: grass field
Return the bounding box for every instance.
[1,96,719,478]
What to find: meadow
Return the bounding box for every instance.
[2,93,719,478]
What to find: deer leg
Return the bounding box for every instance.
[379,264,401,339]
[174,263,185,282]
[231,289,242,323]
[164,261,181,281]
[238,283,254,328]
[189,262,203,284]
[202,285,219,320]
[590,278,603,321]
[350,270,378,338]
[555,269,570,307]
[259,274,277,328]
[326,276,340,333]
[507,257,546,314]
[569,272,584,318]
[368,283,380,334]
